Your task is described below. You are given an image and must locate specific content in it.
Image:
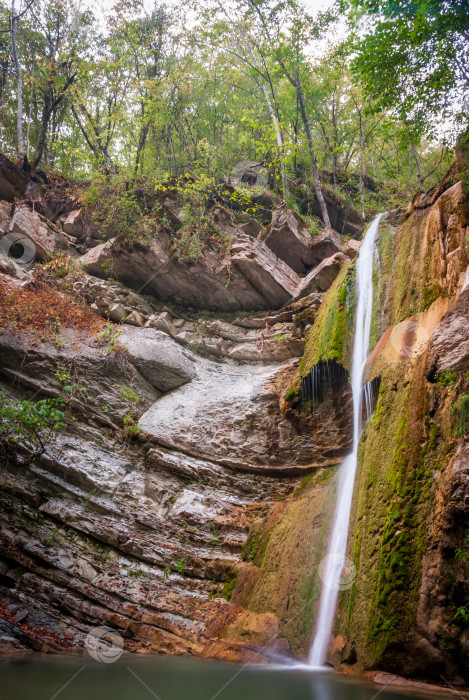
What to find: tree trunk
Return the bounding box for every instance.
[31,84,52,170]
[295,79,331,227]
[358,106,366,221]
[259,81,287,197]
[10,1,25,161]
[410,141,424,192]
[134,120,150,177]
[331,99,339,186]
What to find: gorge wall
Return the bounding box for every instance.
[0,159,468,688]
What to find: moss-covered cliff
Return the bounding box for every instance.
[334,167,469,683]
[299,262,356,374]
[239,164,469,683]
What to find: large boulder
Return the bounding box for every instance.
[80,239,116,276]
[138,357,346,474]
[261,208,316,274]
[230,234,300,307]
[6,205,68,261]
[81,230,301,312]
[63,208,98,242]
[427,286,469,373]
[119,327,197,391]
[210,205,263,239]
[295,252,349,298]
[308,227,359,267]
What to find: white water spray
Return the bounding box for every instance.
[309,213,384,668]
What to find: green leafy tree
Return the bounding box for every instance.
[0,391,66,460]
[348,0,469,135]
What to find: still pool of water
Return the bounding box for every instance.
[0,656,455,700]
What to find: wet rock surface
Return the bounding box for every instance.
[0,196,342,660]
[119,327,197,391]
[1,172,467,685]
[428,287,469,373]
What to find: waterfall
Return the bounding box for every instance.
[462,264,469,292]
[309,213,383,668]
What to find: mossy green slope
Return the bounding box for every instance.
[240,467,338,656]
[336,351,469,679]
[299,262,356,376]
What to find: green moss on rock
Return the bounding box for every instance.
[300,263,355,375]
[336,352,465,674]
[239,468,338,656]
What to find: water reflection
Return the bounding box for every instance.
[1,656,453,700]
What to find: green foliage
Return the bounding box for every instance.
[455,534,469,562]
[83,174,163,245]
[454,606,469,624]
[451,394,469,437]
[117,385,140,405]
[176,177,214,260]
[53,363,96,404]
[434,370,458,387]
[96,319,123,355]
[350,0,469,134]
[0,0,453,219]
[221,568,238,601]
[0,392,66,460]
[123,413,144,438]
[54,364,72,387]
[176,557,186,575]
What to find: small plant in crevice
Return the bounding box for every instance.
[176,557,186,575]
[434,370,458,387]
[117,383,143,440]
[453,605,469,625]
[451,394,469,437]
[122,413,144,439]
[95,319,123,355]
[82,489,95,509]
[117,385,140,406]
[54,363,96,407]
[455,534,469,562]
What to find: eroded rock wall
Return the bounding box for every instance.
[332,171,469,685]
[0,196,354,660]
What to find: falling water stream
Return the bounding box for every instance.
[309,213,384,668]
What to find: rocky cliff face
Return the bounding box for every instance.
[0,164,468,689]
[332,170,469,684]
[230,165,469,681]
[0,188,357,661]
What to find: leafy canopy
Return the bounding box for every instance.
[349,0,469,135]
